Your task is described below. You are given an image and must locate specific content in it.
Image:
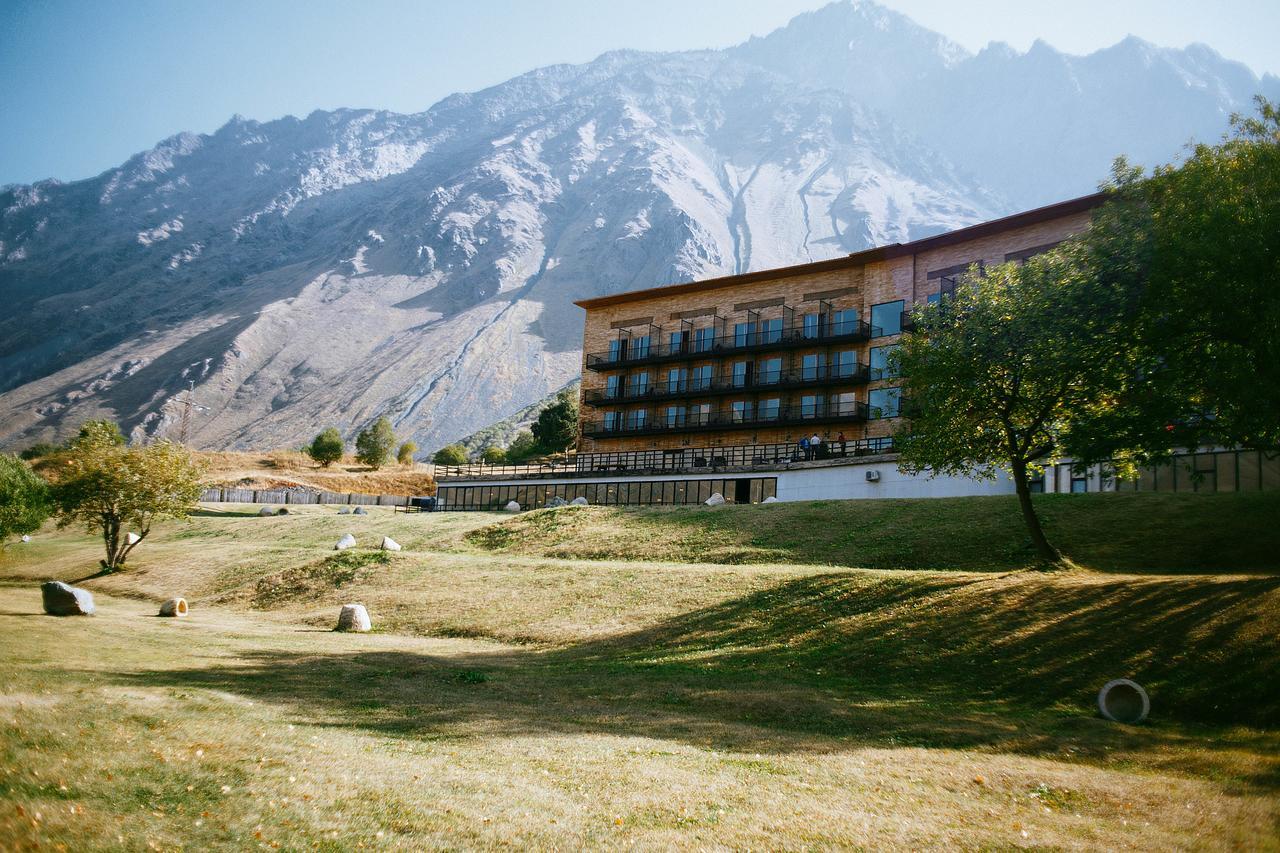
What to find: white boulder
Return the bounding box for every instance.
[504,501,521,512]
[126,531,142,545]
[334,533,357,551]
[337,508,351,515]
[336,603,371,632]
[41,581,95,616]
[570,496,589,506]
[258,507,276,517]
[20,534,31,543]
[546,496,569,508]
[380,536,401,552]
[704,492,726,506]
[158,597,188,617]
[762,496,780,504]
[353,506,367,515]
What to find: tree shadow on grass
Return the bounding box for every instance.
[106,571,1280,792]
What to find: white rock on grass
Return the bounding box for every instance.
[546,496,569,508]
[504,501,521,512]
[336,603,371,632]
[126,531,142,545]
[41,581,95,616]
[335,533,357,551]
[20,534,31,543]
[762,496,780,503]
[380,536,401,552]
[338,508,352,515]
[258,507,276,517]
[353,506,367,515]
[704,492,726,506]
[570,496,589,506]
[158,597,188,617]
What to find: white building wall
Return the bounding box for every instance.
[774,461,1015,501]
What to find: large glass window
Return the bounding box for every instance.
[603,411,622,431]
[731,361,750,388]
[758,357,782,385]
[666,367,687,393]
[760,317,783,344]
[628,371,650,395]
[608,338,626,362]
[801,394,823,418]
[734,321,755,348]
[664,405,686,427]
[631,335,651,358]
[668,330,685,353]
[869,344,899,380]
[626,409,648,429]
[802,353,825,381]
[691,365,713,390]
[694,326,714,353]
[832,392,859,416]
[869,387,901,418]
[834,350,859,379]
[802,313,821,339]
[871,301,904,338]
[831,308,860,336]
[690,403,711,425]
[731,400,753,423]
[605,375,621,399]
[760,397,781,420]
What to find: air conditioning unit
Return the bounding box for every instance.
[865,470,881,482]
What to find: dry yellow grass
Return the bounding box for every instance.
[198,449,436,496]
[1,503,1277,849]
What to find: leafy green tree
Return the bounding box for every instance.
[306,427,345,467]
[1065,97,1280,462]
[0,455,50,546]
[894,247,1129,564]
[51,422,205,571]
[531,390,579,453]
[76,419,126,446]
[480,446,507,464]
[354,417,397,469]
[396,441,418,466]
[18,442,59,461]
[432,444,468,466]
[504,430,541,463]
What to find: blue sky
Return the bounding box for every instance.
[2,0,1276,186]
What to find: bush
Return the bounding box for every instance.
[397,441,417,466]
[18,442,59,461]
[306,427,345,467]
[531,389,579,453]
[355,417,397,469]
[480,446,507,464]
[432,444,468,466]
[504,430,542,463]
[0,455,50,545]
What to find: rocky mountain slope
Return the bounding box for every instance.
[1,1,1274,453]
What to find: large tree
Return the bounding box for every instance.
[306,427,345,467]
[51,422,205,572]
[531,390,579,454]
[0,454,50,546]
[894,246,1129,564]
[354,417,397,469]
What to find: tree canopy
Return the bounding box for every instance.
[0,454,50,546]
[530,390,578,454]
[397,441,418,466]
[432,444,468,466]
[354,417,397,469]
[306,427,345,467]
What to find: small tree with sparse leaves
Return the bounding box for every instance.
[354,417,396,469]
[397,441,417,466]
[1,454,50,546]
[306,427,345,467]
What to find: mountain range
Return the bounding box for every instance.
[1,0,1274,453]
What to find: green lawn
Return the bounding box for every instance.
[1,496,1277,849]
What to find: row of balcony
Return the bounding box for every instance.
[583,401,873,438]
[584,317,907,371]
[584,362,884,406]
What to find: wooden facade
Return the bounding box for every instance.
[574,194,1103,453]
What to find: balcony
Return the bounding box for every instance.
[583,401,870,438]
[582,362,871,406]
[585,320,873,371]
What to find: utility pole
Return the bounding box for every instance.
[175,381,208,446]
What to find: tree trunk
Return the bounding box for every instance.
[1011,460,1062,565]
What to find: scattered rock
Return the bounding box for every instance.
[276,507,289,515]
[126,531,142,545]
[158,597,188,617]
[334,533,357,551]
[338,508,352,515]
[380,536,401,552]
[704,492,726,506]
[570,496,589,506]
[258,507,276,517]
[41,581,95,616]
[1098,679,1150,724]
[504,501,521,512]
[353,506,367,515]
[20,534,31,543]
[336,603,371,632]
[546,496,569,508]
[762,496,780,504]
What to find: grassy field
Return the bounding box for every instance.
[185,449,435,496]
[2,494,1278,849]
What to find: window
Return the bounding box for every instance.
[690,403,711,425]
[664,405,686,427]
[668,330,685,353]
[626,409,648,429]
[1028,471,1045,493]
[760,317,783,344]
[1071,471,1088,493]
[605,375,621,399]
[666,367,687,393]
[871,300,904,337]
[734,322,755,348]
[801,394,823,418]
[758,357,782,385]
[834,350,859,379]
[731,401,753,423]
[869,344,899,380]
[831,308,859,336]
[603,411,622,432]
[631,335,651,358]
[694,326,714,353]
[628,371,650,395]
[802,313,821,339]
[760,397,781,420]
[691,365,713,390]
[832,392,859,416]
[608,338,626,362]
[802,353,825,381]
[869,387,901,418]
[731,361,750,388]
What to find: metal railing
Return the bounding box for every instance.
[583,362,871,406]
[433,435,898,481]
[583,401,870,437]
[585,320,872,370]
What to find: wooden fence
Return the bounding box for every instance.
[200,487,410,507]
